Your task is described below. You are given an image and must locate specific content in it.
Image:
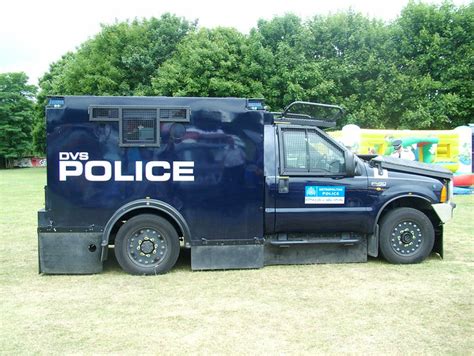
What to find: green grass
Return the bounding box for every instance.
[1,168,473,354]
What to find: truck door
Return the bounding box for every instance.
[274,125,370,234]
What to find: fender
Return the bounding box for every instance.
[373,193,434,234]
[100,199,191,261]
[372,193,434,235]
[368,193,433,257]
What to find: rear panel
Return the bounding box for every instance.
[43,96,265,246]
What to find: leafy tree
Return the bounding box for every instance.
[48,14,195,96]
[251,15,332,111]
[253,12,393,126]
[152,27,244,96]
[33,52,76,154]
[151,27,270,98]
[33,14,194,153]
[387,1,473,128]
[32,1,473,148]
[0,72,37,168]
[303,11,393,128]
[254,14,306,53]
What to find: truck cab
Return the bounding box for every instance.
[38,97,455,274]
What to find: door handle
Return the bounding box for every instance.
[278,176,289,193]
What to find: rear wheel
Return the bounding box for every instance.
[115,214,180,275]
[379,207,434,264]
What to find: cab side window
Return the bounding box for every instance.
[281,127,345,175]
[307,131,345,174]
[282,129,307,171]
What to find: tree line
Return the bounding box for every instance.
[0,1,472,164]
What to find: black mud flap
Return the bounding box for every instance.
[38,232,103,274]
[367,226,379,258]
[264,236,367,265]
[191,245,264,270]
[433,225,443,258]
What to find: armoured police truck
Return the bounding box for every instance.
[38,96,455,275]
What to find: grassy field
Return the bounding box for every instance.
[0,168,473,354]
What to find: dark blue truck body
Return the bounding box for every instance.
[38,96,455,274]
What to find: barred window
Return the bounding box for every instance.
[91,107,119,120]
[160,108,188,120]
[89,105,190,147]
[122,109,157,145]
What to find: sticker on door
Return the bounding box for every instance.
[305,186,345,204]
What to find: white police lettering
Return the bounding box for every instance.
[85,161,112,181]
[58,152,194,182]
[146,162,171,182]
[59,152,89,161]
[115,161,134,181]
[135,161,143,181]
[173,161,194,181]
[59,161,83,181]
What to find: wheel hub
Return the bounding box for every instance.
[400,231,414,244]
[127,228,167,266]
[390,221,423,256]
[140,240,154,254]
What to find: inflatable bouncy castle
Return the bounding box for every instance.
[329,125,473,194]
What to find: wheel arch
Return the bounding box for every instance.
[370,194,442,257]
[100,199,191,261]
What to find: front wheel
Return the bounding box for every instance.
[379,207,434,264]
[115,214,180,275]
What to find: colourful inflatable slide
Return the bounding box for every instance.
[329,125,473,179]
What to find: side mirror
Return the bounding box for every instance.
[344,151,356,177]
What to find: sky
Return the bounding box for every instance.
[0,0,470,86]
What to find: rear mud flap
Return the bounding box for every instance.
[38,232,103,274]
[191,245,264,270]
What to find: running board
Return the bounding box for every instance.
[270,238,360,246]
[265,234,368,265]
[268,232,362,247]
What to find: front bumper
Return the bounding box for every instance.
[432,201,456,224]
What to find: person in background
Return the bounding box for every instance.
[391,139,416,161]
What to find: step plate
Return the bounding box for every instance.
[264,236,367,265]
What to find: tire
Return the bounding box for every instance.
[115,214,180,275]
[379,207,434,264]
